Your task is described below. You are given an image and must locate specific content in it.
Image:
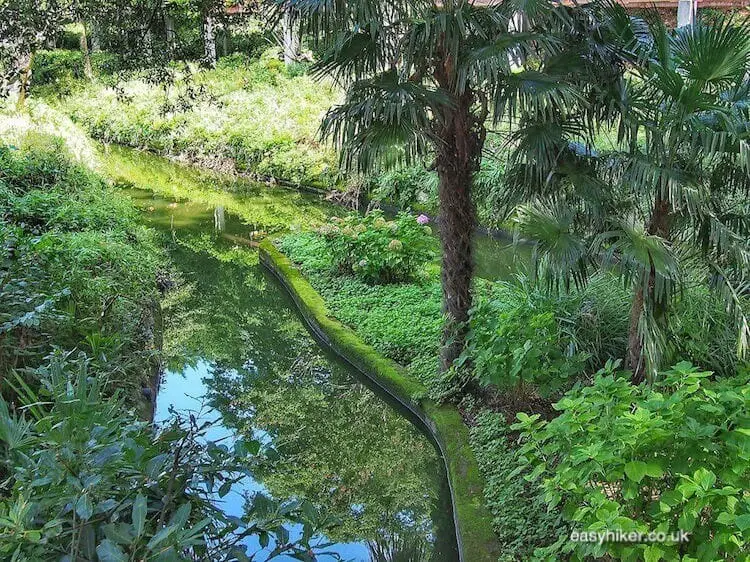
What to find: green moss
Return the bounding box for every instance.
[259,239,500,562]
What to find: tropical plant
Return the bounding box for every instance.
[513,360,750,561]
[275,0,624,370]
[459,279,587,396]
[509,12,750,381]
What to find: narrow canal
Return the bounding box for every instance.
[100,145,463,561]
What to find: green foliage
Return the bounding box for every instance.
[460,279,588,397]
[278,231,441,368]
[368,165,437,211]
[470,411,568,561]
[59,53,341,189]
[0,353,337,561]
[31,49,122,91]
[514,361,750,561]
[0,134,160,401]
[315,210,434,284]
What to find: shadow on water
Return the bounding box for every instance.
[104,146,460,562]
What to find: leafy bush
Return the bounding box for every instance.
[460,280,588,397]
[470,411,569,561]
[513,361,750,562]
[0,135,160,402]
[0,353,337,561]
[316,210,434,284]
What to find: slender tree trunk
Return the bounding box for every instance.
[145,29,154,58]
[434,84,485,372]
[80,22,93,80]
[282,8,300,67]
[165,14,176,54]
[222,27,230,56]
[203,11,217,66]
[90,20,101,52]
[626,195,672,383]
[15,52,34,111]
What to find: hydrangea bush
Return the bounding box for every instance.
[317,210,434,284]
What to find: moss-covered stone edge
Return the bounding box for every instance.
[259,239,500,562]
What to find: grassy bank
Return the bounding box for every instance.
[49,50,341,190]
[0,115,161,410]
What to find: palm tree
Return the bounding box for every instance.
[274,0,623,370]
[509,12,750,382]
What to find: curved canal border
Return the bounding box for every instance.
[259,239,500,562]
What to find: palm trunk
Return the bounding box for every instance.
[434,86,484,372]
[626,195,672,383]
[80,23,93,80]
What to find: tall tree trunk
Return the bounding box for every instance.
[165,14,176,54]
[15,52,34,111]
[203,11,217,66]
[282,8,300,68]
[90,20,101,52]
[434,85,485,372]
[626,195,672,383]
[80,22,93,80]
[222,27,230,56]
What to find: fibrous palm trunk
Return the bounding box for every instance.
[433,81,485,372]
[626,195,672,383]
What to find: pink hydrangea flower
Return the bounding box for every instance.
[416,214,430,225]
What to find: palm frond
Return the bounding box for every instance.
[672,16,750,88]
[321,70,450,172]
[513,199,591,292]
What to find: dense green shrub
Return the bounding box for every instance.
[460,279,588,397]
[0,353,336,561]
[0,134,160,400]
[470,411,569,561]
[316,210,434,284]
[513,361,750,562]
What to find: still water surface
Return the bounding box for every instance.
[102,145,461,561]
